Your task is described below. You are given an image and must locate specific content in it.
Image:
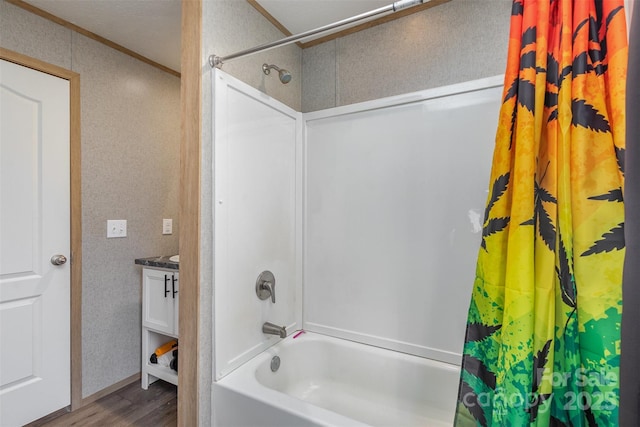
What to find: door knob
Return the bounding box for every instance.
[50,254,67,265]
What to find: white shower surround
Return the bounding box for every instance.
[212,69,503,425]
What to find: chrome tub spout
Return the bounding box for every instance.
[263,322,287,338]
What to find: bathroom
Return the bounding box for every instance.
[2,0,637,425]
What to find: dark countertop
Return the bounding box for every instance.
[135,256,179,270]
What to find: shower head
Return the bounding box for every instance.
[262,63,292,84]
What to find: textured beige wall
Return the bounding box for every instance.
[302,0,512,112]
[0,0,72,69]
[1,0,180,398]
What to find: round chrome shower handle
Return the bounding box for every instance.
[256,270,276,303]
[50,254,67,266]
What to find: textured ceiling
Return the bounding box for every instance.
[21,0,398,73]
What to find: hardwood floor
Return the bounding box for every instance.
[27,380,177,427]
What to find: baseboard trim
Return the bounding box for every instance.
[80,373,141,407]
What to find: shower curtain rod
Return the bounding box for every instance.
[209,0,430,68]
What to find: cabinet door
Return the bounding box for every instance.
[172,272,179,333]
[142,268,176,335]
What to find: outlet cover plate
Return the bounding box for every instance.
[107,220,127,238]
[163,218,173,235]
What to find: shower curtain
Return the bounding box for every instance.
[620,2,639,426]
[455,0,627,426]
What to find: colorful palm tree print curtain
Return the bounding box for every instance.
[455,0,627,425]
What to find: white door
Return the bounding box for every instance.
[0,59,70,426]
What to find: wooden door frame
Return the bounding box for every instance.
[0,47,83,411]
[178,0,201,425]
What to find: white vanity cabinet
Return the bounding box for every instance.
[141,267,178,389]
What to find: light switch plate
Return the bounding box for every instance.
[107,220,127,238]
[163,218,173,235]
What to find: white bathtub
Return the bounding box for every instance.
[212,331,460,427]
